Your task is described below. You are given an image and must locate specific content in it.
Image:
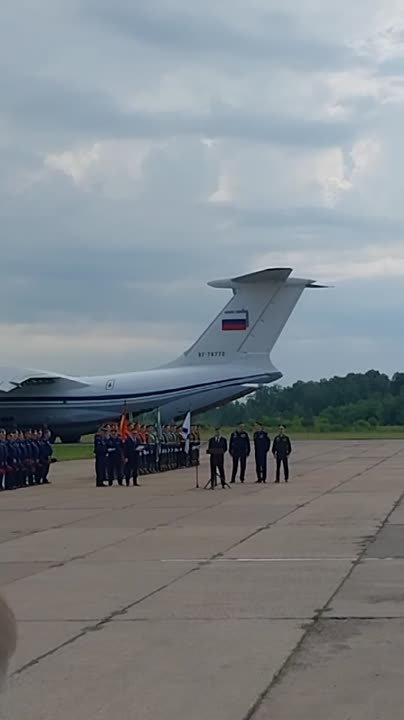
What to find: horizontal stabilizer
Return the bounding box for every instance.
[208,268,292,288]
[0,367,90,393]
[208,267,328,289]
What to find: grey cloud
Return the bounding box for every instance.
[222,205,404,237]
[3,67,358,148]
[86,1,355,71]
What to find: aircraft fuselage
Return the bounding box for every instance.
[0,364,279,436]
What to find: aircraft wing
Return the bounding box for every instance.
[0,366,90,393]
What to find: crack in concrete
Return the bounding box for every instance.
[9,444,404,702]
[242,446,404,720]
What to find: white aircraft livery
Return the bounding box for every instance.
[0,268,325,440]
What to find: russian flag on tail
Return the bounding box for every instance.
[222,310,249,332]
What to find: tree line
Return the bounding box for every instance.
[198,371,404,431]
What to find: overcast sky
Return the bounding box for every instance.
[2,0,404,384]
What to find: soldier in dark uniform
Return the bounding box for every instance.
[124,426,142,486]
[31,430,41,484]
[170,425,179,469]
[0,429,7,491]
[190,425,200,467]
[14,431,27,488]
[106,426,124,486]
[94,426,107,487]
[207,428,228,489]
[272,426,292,482]
[14,431,24,489]
[6,431,19,491]
[162,426,170,472]
[229,423,251,483]
[147,425,157,473]
[176,425,185,468]
[39,429,53,484]
[163,425,171,470]
[253,422,271,483]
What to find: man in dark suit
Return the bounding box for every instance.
[207,428,228,489]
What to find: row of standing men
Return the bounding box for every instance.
[207,423,292,489]
[0,428,54,491]
[94,422,201,487]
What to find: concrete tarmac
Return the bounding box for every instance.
[1,440,404,719]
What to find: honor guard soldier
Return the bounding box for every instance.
[190,425,200,467]
[6,431,19,491]
[170,425,177,469]
[160,426,168,472]
[177,425,186,468]
[229,423,251,483]
[138,425,147,474]
[94,426,108,487]
[22,429,34,487]
[124,426,142,486]
[164,425,173,470]
[39,429,53,484]
[207,428,228,489]
[31,430,39,485]
[106,426,124,486]
[147,425,158,473]
[272,426,292,482]
[253,423,271,483]
[0,429,6,491]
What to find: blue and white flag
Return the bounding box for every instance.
[181,411,191,454]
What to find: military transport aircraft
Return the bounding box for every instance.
[0,268,325,441]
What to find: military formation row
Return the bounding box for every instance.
[0,428,53,492]
[94,423,201,487]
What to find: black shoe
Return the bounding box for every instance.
[230,479,235,484]
[275,480,280,483]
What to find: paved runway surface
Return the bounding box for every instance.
[1,440,404,719]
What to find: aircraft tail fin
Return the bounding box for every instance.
[166,268,327,371]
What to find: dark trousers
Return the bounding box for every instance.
[107,454,123,485]
[41,461,51,483]
[255,452,268,482]
[231,455,247,483]
[210,456,226,488]
[124,459,139,486]
[275,456,289,482]
[5,470,14,490]
[95,456,106,486]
